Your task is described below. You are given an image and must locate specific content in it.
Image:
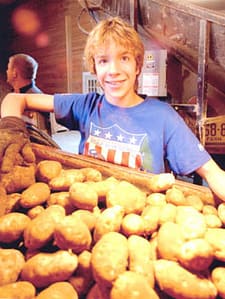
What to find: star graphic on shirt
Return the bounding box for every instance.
[117,134,124,142]
[94,129,101,136]
[105,131,112,139]
[130,136,137,144]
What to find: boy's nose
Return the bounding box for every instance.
[108,60,120,73]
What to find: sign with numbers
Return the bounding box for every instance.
[178,111,225,154]
[205,117,225,153]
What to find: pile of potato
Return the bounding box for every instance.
[0,159,225,299]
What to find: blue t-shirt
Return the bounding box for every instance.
[54,92,211,175]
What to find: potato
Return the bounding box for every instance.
[49,169,85,191]
[158,203,177,225]
[47,191,76,214]
[178,238,214,271]
[128,235,155,287]
[36,160,62,183]
[149,233,159,260]
[157,222,184,261]
[27,205,45,219]
[147,173,175,193]
[106,180,146,214]
[24,204,65,250]
[21,250,78,288]
[154,259,217,299]
[110,271,159,299]
[93,205,125,242]
[0,281,36,299]
[69,182,98,210]
[80,167,102,182]
[91,232,128,287]
[90,176,119,199]
[176,206,206,240]
[141,205,161,235]
[205,228,225,261]
[54,214,92,253]
[20,182,50,208]
[0,212,30,243]
[204,214,222,228]
[211,267,225,299]
[121,213,145,237]
[185,194,203,211]
[217,203,225,225]
[202,205,218,216]
[72,209,97,231]
[165,186,187,206]
[146,192,166,206]
[0,248,25,286]
[69,250,94,297]
[35,281,78,299]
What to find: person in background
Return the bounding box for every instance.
[6,53,50,133]
[1,17,225,201]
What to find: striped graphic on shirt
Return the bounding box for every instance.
[84,123,146,169]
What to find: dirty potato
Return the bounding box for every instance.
[35,281,78,299]
[93,205,125,242]
[20,182,51,208]
[154,259,217,299]
[54,214,92,253]
[21,250,78,288]
[47,191,76,215]
[36,160,62,183]
[106,180,146,214]
[0,281,36,299]
[49,169,85,191]
[211,267,225,299]
[69,250,94,297]
[0,248,25,286]
[128,235,155,287]
[24,204,65,250]
[91,232,128,287]
[69,182,98,210]
[110,271,159,299]
[0,212,30,243]
[121,213,145,237]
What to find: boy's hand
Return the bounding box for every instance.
[0,117,36,193]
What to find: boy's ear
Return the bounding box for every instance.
[135,66,141,76]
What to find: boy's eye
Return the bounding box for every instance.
[121,55,129,62]
[96,58,107,65]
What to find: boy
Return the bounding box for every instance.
[1,17,225,201]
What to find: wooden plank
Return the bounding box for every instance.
[32,143,215,205]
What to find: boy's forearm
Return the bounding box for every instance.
[197,159,225,202]
[1,93,26,118]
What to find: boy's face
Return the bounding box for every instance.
[94,40,140,106]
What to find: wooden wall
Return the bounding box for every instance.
[0,0,96,98]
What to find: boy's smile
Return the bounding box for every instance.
[94,40,143,107]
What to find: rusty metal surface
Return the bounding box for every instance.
[138,0,225,94]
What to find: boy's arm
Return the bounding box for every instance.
[1,93,54,118]
[196,159,225,202]
[0,93,55,194]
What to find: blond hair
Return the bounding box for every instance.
[84,17,144,91]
